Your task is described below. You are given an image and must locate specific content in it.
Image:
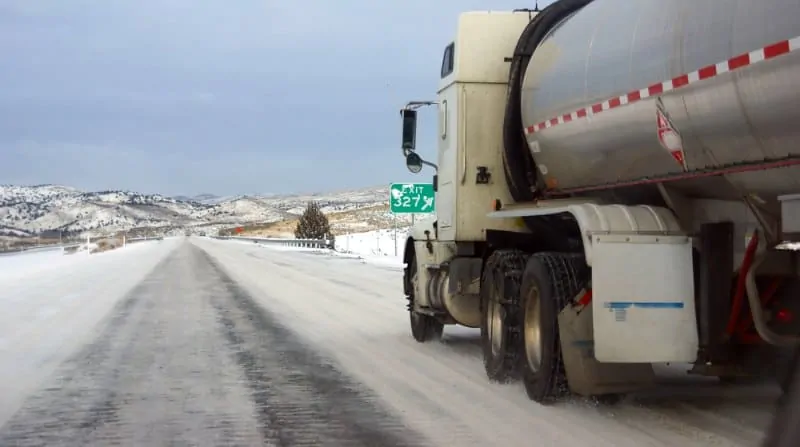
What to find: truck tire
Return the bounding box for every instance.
[518,252,588,404]
[407,258,444,342]
[480,249,530,382]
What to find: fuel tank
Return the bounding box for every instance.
[521,0,800,202]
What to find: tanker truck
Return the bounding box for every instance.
[397,0,800,404]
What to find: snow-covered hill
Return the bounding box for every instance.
[0,184,392,237]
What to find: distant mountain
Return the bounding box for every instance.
[172,193,230,204]
[0,184,391,237]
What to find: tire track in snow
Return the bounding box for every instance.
[267,248,780,444]
[198,248,428,446]
[0,241,427,447]
[258,247,781,444]
[198,241,651,446]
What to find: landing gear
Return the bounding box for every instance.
[406,258,444,343]
[518,252,587,403]
[480,249,530,382]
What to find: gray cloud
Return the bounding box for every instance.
[0,0,549,196]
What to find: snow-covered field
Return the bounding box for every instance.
[0,236,783,445]
[0,241,143,283]
[236,228,409,267]
[332,228,407,267]
[0,249,73,283]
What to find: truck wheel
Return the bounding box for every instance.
[480,249,530,382]
[407,258,444,342]
[519,252,587,404]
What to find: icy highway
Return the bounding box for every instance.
[0,237,783,446]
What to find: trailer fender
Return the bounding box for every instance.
[488,201,683,267]
[490,202,699,364]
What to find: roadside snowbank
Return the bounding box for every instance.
[331,228,407,267]
[235,227,409,268]
[0,240,162,283]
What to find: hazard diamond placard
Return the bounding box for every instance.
[656,99,687,171]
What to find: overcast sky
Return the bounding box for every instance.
[0,0,549,196]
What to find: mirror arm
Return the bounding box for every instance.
[401,100,439,112]
[422,160,438,171]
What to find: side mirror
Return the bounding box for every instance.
[401,109,417,152]
[405,152,423,174]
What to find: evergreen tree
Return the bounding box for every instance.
[295,200,333,241]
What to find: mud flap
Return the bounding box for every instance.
[558,301,656,396]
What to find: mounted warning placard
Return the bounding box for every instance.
[656,98,687,171]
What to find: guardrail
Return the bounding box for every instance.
[212,235,335,249]
[0,236,165,256]
[1,242,81,254]
[126,236,163,244]
[59,236,160,250]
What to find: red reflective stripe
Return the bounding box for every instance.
[524,36,800,135]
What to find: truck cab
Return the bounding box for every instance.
[399,10,539,339]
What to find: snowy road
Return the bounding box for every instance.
[0,237,783,446]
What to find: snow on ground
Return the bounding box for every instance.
[0,235,782,445]
[0,238,180,426]
[0,241,157,283]
[334,227,407,263]
[265,228,408,268]
[225,227,409,267]
[197,237,781,447]
[0,184,391,237]
[0,249,70,283]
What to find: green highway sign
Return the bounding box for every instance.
[390,183,435,214]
